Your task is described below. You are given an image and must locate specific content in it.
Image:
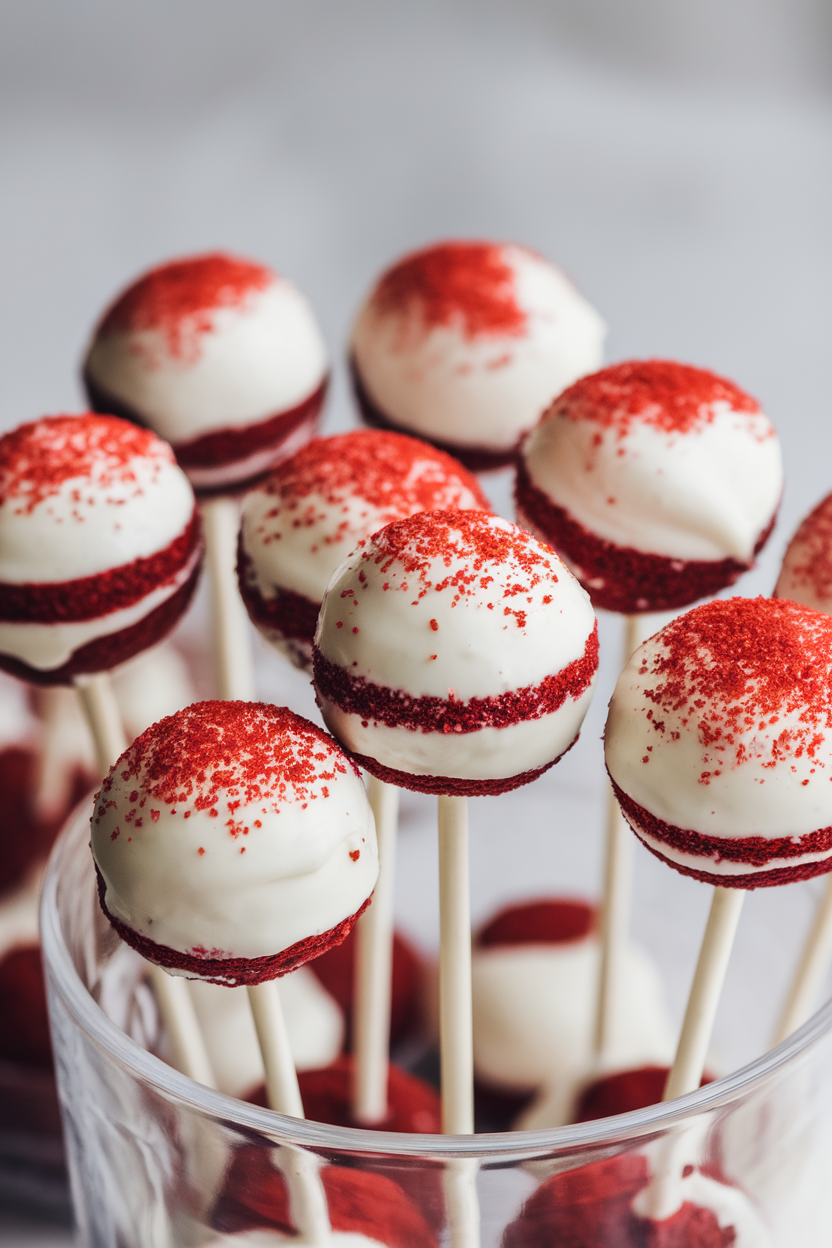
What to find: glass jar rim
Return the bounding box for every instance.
[41,801,832,1161]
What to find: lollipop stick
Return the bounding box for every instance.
[353,775,399,1124]
[74,671,216,1089]
[773,873,832,1044]
[247,980,305,1117]
[594,614,641,1061]
[662,887,745,1101]
[437,794,474,1135]
[202,494,255,702]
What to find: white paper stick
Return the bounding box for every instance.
[594,614,641,1061]
[74,671,217,1090]
[353,775,399,1123]
[202,494,255,702]
[437,794,474,1135]
[247,980,305,1118]
[663,887,745,1101]
[773,873,832,1045]
[444,1158,481,1248]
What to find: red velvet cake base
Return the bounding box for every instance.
[516,458,775,614]
[247,1053,441,1134]
[476,897,596,948]
[236,545,319,655]
[213,1147,438,1248]
[309,924,424,1049]
[0,746,90,893]
[350,355,519,473]
[0,945,52,1070]
[96,866,371,986]
[345,744,569,797]
[574,1066,713,1123]
[84,366,327,491]
[611,776,832,889]
[0,559,201,687]
[503,1154,738,1248]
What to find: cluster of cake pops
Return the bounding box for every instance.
[3,237,831,1247]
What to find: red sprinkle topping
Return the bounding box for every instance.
[96,252,274,360]
[637,597,832,775]
[552,359,761,438]
[778,492,832,606]
[253,430,489,548]
[94,701,355,845]
[0,414,170,513]
[371,241,527,340]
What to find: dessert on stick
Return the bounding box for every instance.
[314,510,599,1148]
[772,490,832,1042]
[84,251,328,700]
[350,241,605,470]
[238,430,487,1126]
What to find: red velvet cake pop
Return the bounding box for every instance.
[774,489,832,613]
[516,361,782,613]
[83,252,328,493]
[350,240,605,470]
[238,429,489,668]
[90,701,378,985]
[0,414,203,686]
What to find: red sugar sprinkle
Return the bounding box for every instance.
[777,492,832,606]
[552,359,761,439]
[0,414,170,513]
[96,252,274,360]
[635,597,832,775]
[371,241,527,340]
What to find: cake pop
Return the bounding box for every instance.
[83,252,328,493]
[0,414,202,685]
[313,510,599,796]
[516,360,783,614]
[238,429,489,668]
[351,241,605,470]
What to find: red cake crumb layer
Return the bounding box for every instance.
[237,547,320,646]
[503,1153,738,1248]
[314,622,598,735]
[0,945,52,1070]
[97,864,370,985]
[248,1054,442,1133]
[776,491,832,604]
[0,746,90,894]
[343,743,571,797]
[575,1066,713,1123]
[351,357,519,471]
[0,509,200,623]
[310,925,424,1049]
[370,241,527,341]
[553,359,761,439]
[94,252,274,359]
[516,460,774,614]
[477,898,596,948]
[213,1148,438,1248]
[611,777,832,889]
[0,413,170,512]
[0,560,201,686]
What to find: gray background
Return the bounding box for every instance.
[1,2,831,1241]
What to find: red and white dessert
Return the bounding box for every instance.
[0,414,202,685]
[238,430,489,668]
[313,511,599,795]
[91,701,378,985]
[605,597,832,888]
[774,490,832,612]
[516,360,783,613]
[83,252,328,492]
[470,900,673,1115]
[350,241,605,470]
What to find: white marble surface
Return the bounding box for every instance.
[1,1,831,1241]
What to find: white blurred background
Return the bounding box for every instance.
[1,2,830,1239]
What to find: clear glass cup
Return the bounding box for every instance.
[42,802,832,1247]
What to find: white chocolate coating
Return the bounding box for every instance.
[521,370,782,562]
[352,242,604,455]
[775,491,832,614]
[91,702,378,970]
[85,261,328,447]
[473,936,674,1095]
[605,598,832,879]
[314,511,598,783]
